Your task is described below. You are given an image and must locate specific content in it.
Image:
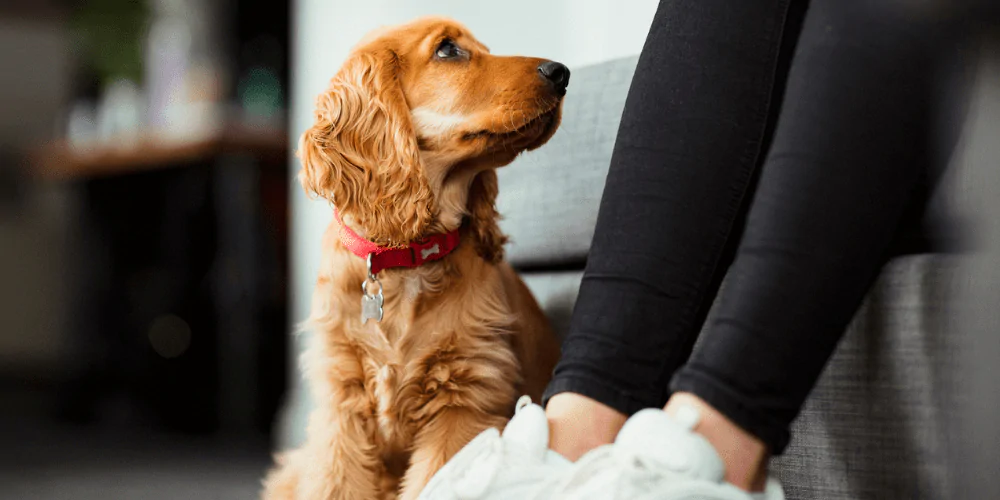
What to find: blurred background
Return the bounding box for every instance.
[1,0,999,499]
[1,0,289,497]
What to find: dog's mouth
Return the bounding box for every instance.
[463,106,560,142]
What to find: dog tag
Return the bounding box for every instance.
[361,282,384,324]
[361,255,384,324]
[361,293,383,323]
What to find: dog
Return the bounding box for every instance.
[263,16,568,500]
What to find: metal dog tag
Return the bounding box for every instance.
[361,254,384,324]
[361,255,383,324]
[361,291,383,323]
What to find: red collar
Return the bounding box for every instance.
[334,209,461,275]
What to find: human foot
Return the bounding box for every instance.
[664,393,770,492]
[550,405,784,499]
[546,392,627,461]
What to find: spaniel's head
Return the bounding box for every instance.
[299,17,568,256]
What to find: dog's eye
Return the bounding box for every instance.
[435,39,464,60]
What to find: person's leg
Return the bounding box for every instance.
[667,0,949,489]
[543,0,809,460]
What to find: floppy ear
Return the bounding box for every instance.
[298,48,435,246]
[466,170,507,264]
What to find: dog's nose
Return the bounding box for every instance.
[538,61,570,94]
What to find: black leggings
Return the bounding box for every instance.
[543,0,959,454]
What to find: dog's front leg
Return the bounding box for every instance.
[262,405,385,500]
[271,339,387,500]
[291,406,386,500]
[398,408,507,500]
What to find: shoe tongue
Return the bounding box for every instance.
[614,407,726,482]
[501,403,551,461]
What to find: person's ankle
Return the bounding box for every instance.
[545,392,627,461]
[664,392,770,492]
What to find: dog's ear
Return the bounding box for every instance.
[298,48,435,246]
[466,170,507,263]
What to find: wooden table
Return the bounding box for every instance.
[30,126,288,181]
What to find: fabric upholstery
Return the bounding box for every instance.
[498,57,638,268]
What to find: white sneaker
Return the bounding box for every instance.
[549,406,785,500]
[418,396,573,500]
[419,399,785,500]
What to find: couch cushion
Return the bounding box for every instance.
[520,271,584,341]
[497,56,638,268]
[771,255,955,499]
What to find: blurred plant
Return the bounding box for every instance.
[71,0,150,85]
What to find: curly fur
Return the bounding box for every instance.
[264,17,564,500]
[298,49,435,246]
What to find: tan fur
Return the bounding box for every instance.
[264,17,563,500]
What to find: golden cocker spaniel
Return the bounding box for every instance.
[263,16,569,500]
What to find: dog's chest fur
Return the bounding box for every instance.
[359,274,437,450]
[370,361,404,444]
[307,245,522,486]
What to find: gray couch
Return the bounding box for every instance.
[497,56,955,499]
[277,56,957,499]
